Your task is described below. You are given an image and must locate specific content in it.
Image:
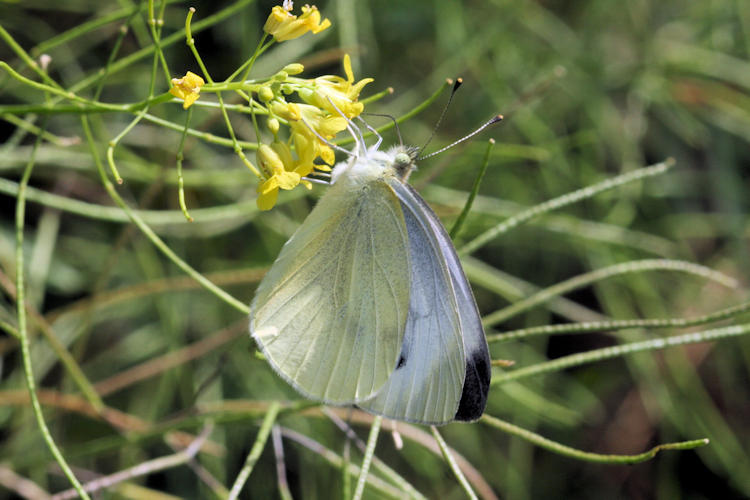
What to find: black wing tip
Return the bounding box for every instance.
[454,349,491,421]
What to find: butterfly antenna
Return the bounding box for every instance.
[418,114,503,161]
[419,77,463,155]
[326,96,369,157]
[356,116,383,149]
[361,112,403,146]
[301,118,354,157]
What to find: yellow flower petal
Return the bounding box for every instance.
[257,185,279,211]
[170,71,204,109]
[276,170,301,190]
[343,54,354,83]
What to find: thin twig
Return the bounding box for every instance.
[353,416,382,500]
[51,423,214,499]
[272,425,293,500]
[227,402,281,499]
[481,414,708,464]
[431,426,477,500]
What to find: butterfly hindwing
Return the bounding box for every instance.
[250,179,411,404]
[358,179,490,424]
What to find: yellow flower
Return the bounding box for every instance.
[300,54,373,118]
[169,71,205,109]
[297,103,348,138]
[264,3,331,42]
[256,143,303,210]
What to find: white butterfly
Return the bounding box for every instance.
[250,127,491,425]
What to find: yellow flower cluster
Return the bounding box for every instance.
[263,2,331,42]
[255,54,373,210]
[169,3,372,211]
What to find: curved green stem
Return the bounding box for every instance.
[483,259,737,328]
[459,158,676,256]
[493,323,750,384]
[15,124,90,499]
[482,414,708,464]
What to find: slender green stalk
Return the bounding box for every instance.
[65,0,256,96]
[234,35,272,84]
[353,416,382,500]
[459,158,676,255]
[0,319,20,339]
[280,427,405,499]
[0,113,72,146]
[338,79,454,146]
[176,108,194,221]
[0,24,61,88]
[431,426,477,500]
[490,300,750,342]
[341,434,351,500]
[450,138,495,240]
[482,259,737,328]
[80,115,249,314]
[184,7,262,179]
[0,177,263,225]
[227,402,281,500]
[15,125,90,499]
[482,415,708,464]
[493,323,750,384]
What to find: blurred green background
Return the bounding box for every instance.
[1,0,749,498]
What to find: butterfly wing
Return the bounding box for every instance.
[358,180,491,424]
[250,179,411,404]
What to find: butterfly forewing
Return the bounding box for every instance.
[251,180,411,404]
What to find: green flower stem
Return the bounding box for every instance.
[15,125,90,499]
[337,79,454,146]
[0,61,96,107]
[140,112,257,150]
[279,427,406,499]
[80,116,249,314]
[106,113,146,184]
[92,6,141,102]
[483,259,737,328]
[0,93,174,116]
[493,323,750,384]
[227,402,281,500]
[431,426,477,500]
[360,86,395,105]
[458,158,676,256]
[0,113,71,146]
[176,108,194,221]
[234,35,272,84]
[146,0,170,88]
[0,24,61,89]
[0,319,20,339]
[65,0,255,97]
[184,7,262,179]
[482,414,708,464]
[30,5,141,57]
[353,416,382,500]
[105,0,168,185]
[0,177,262,225]
[490,300,750,343]
[450,138,495,240]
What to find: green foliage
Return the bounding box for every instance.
[1,0,749,498]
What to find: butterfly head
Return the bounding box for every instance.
[390,145,419,181]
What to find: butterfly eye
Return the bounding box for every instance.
[394,152,411,166]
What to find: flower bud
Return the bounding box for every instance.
[258,86,274,103]
[282,63,304,75]
[266,117,280,134]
